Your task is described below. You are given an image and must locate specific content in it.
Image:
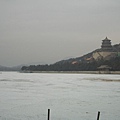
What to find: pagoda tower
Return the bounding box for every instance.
[92,37,117,60]
[101,37,113,51]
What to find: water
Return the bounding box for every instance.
[0,72,120,120]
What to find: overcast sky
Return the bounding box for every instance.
[0,0,120,67]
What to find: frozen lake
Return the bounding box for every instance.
[0,72,120,120]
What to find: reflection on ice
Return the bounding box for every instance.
[83,74,120,82]
[85,78,120,82]
[0,79,34,82]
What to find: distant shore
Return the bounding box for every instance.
[21,71,120,74]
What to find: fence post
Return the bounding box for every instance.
[48,109,50,120]
[97,111,100,120]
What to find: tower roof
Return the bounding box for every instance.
[103,37,111,41]
[105,37,108,40]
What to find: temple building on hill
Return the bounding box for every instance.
[101,37,113,51]
[92,37,119,60]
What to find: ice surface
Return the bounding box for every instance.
[0,72,120,120]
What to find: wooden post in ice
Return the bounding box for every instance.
[48,109,50,120]
[97,111,100,120]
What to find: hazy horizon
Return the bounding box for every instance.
[0,0,120,67]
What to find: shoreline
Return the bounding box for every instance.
[21,71,120,74]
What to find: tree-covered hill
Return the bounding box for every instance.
[21,56,120,71]
[21,43,120,71]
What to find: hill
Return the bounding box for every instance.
[21,55,120,72]
[21,37,120,71]
[0,65,22,71]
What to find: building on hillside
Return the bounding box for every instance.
[93,37,118,60]
[101,37,113,51]
[97,65,112,74]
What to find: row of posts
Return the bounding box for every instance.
[47,109,100,120]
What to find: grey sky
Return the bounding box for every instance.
[0,0,120,66]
